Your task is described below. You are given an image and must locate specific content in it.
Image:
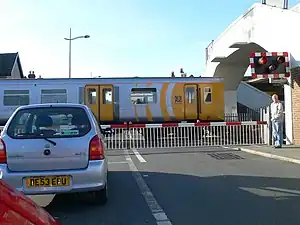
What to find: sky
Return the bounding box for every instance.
[0,0,299,78]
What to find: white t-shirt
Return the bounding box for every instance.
[271,101,283,122]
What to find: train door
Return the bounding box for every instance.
[84,85,114,122]
[85,86,100,120]
[99,85,114,121]
[184,84,199,120]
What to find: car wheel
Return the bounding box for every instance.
[85,183,108,205]
[96,183,108,205]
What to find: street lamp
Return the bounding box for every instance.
[64,28,90,78]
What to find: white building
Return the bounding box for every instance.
[204,1,300,144]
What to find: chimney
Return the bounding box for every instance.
[28,71,36,79]
[180,68,186,77]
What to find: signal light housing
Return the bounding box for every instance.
[249,52,290,79]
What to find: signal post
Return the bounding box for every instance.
[249,52,294,145]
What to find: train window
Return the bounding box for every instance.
[3,90,30,106]
[87,88,97,104]
[41,89,67,103]
[204,87,212,104]
[103,88,112,104]
[131,88,157,104]
[185,87,195,104]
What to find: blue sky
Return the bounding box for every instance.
[0,0,298,78]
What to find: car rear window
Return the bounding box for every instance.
[7,107,91,139]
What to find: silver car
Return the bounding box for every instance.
[0,103,110,205]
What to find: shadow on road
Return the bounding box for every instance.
[106,146,240,157]
[46,171,300,225]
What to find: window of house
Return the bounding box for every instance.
[87,88,97,104]
[204,87,212,104]
[102,88,112,104]
[131,88,157,104]
[3,90,30,106]
[41,89,67,103]
[185,87,195,104]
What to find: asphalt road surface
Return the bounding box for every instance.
[43,146,300,225]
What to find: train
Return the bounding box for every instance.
[0,77,225,125]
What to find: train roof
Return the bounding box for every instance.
[0,76,224,85]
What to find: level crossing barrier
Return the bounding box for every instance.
[101,121,268,150]
[0,121,269,150]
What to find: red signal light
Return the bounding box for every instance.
[277,56,285,64]
[268,64,277,72]
[258,56,268,65]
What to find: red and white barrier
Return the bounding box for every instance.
[129,121,266,128]
[100,124,127,129]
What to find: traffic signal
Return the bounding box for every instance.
[249,52,290,78]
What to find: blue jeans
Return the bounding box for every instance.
[272,120,282,147]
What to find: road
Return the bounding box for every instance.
[44,146,300,225]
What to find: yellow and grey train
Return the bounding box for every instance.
[0,77,224,125]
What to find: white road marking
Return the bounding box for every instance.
[108,161,127,164]
[108,161,128,164]
[132,148,147,163]
[124,149,172,225]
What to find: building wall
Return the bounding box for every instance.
[203,3,300,144]
[224,91,237,114]
[292,67,300,144]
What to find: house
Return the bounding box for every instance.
[0,53,24,79]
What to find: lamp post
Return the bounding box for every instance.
[64,28,90,78]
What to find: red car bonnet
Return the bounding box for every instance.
[0,179,60,225]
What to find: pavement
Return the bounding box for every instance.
[41,146,300,225]
[227,144,300,165]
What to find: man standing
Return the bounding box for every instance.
[271,94,284,148]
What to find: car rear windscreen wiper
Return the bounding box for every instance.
[42,137,56,146]
[15,132,56,146]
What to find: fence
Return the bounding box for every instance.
[102,108,272,149]
[0,111,272,150]
[103,121,269,150]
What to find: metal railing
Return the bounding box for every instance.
[0,110,271,150]
[225,112,261,122]
[104,121,268,150]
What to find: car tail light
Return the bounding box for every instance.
[0,139,6,163]
[89,135,104,160]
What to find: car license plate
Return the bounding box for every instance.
[26,176,70,188]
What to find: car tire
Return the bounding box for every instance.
[85,183,108,205]
[96,183,108,205]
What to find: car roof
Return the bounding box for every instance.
[16,103,90,111]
